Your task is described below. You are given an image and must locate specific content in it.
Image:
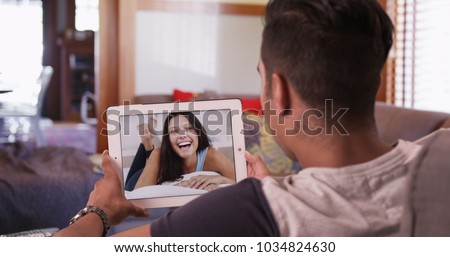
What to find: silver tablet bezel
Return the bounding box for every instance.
[106,99,247,208]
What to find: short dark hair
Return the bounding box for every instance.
[158,112,210,184]
[261,0,393,123]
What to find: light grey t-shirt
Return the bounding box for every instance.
[261,139,423,236]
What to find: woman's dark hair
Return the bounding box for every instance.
[261,0,394,126]
[158,112,210,184]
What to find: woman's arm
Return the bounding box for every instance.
[178,147,236,190]
[204,147,236,181]
[137,123,155,151]
[180,174,231,190]
[126,143,153,186]
[134,148,161,189]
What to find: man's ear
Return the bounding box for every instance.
[271,73,291,116]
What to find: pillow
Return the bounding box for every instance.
[243,113,301,176]
[172,89,197,102]
[241,98,262,115]
[173,89,262,115]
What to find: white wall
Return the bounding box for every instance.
[135,1,267,95]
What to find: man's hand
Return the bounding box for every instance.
[88,150,148,225]
[53,151,149,236]
[245,151,270,180]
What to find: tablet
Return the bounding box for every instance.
[106,99,247,208]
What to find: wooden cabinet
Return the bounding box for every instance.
[58,37,95,121]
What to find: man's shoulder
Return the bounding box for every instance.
[414,128,450,146]
[410,128,450,170]
[399,128,450,236]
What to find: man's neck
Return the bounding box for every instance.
[294,128,393,169]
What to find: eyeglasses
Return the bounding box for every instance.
[168,127,197,136]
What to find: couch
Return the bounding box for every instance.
[374,102,450,144]
[1,91,449,236]
[0,143,101,235]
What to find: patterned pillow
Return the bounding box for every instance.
[243,113,301,176]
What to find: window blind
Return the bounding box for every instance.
[386,0,450,113]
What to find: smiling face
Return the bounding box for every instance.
[168,114,199,159]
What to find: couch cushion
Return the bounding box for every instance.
[243,113,301,176]
[172,89,197,102]
[375,102,450,144]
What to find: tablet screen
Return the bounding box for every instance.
[107,100,247,208]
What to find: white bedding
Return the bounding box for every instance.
[125,171,226,199]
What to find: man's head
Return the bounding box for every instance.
[260,0,393,126]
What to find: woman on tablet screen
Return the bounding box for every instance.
[134,112,235,191]
[124,117,159,191]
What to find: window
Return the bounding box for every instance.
[0,0,43,84]
[75,0,99,31]
[386,0,450,113]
